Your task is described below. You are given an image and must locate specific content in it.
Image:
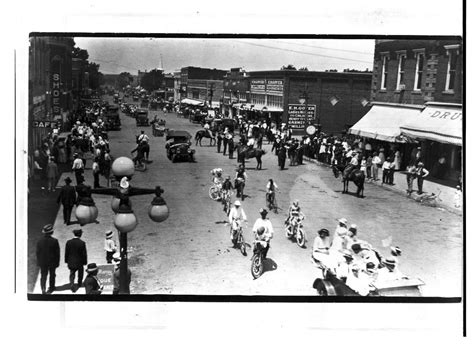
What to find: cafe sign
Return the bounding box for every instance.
[287,104,316,129]
[33,120,62,128]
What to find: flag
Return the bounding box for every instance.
[329,95,339,106]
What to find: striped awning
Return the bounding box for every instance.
[400,103,462,146]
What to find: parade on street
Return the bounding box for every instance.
[27,36,463,297]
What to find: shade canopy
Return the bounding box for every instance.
[348,103,424,142]
[400,103,462,146]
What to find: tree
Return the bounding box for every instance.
[298,67,309,71]
[117,72,133,89]
[72,47,89,61]
[281,64,297,70]
[87,62,104,90]
[140,69,164,92]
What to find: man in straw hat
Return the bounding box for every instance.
[376,257,405,282]
[83,263,103,295]
[36,224,60,294]
[65,229,87,292]
[228,200,247,240]
[56,177,76,225]
[112,252,132,295]
[252,208,274,259]
[104,230,117,264]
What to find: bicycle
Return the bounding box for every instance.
[222,190,234,215]
[285,216,306,248]
[266,190,279,213]
[230,219,247,256]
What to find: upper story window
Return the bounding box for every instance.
[395,51,407,90]
[444,44,460,91]
[380,53,389,90]
[413,49,425,91]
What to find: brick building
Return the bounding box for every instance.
[29,36,75,153]
[222,68,250,117]
[350,39,463,183]
[247,70,372,135]
[180,66,226,108]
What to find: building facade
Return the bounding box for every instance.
[29,36,76,153]
[367,38,463,183]
[180,66,226,108]
[222,68,250,117]
[247,70,372,134]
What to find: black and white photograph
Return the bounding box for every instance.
[25,35,463,298]
[4,0,469,344]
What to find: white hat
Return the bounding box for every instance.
[120,177,129,189]
[234,200,241,206]
[338,218,348,226]
[112,252,121,263]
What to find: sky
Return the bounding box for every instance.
[74,37,375,75]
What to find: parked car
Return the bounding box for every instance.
[165,130,195,162]
[135,109,149,126]
[104,105,121,130]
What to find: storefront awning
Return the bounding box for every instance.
[400,103,462,146]
[253,104,284,113]
[348,103,424,142]
[180,98,205,106]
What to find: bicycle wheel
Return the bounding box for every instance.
[239,231,247,256]
[251,254,264,279]
[285,222,293,238]
[209,186,220,201]
[296,227,306,248]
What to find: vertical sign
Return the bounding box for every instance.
[97,264,115,294]
[51,73,62,120]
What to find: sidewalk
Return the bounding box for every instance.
[32,167,118,295]
[303,156,463,215]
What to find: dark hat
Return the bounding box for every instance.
[390,246,402,256]
[105,230,114,238]
[259,208,268,216]
[86,263,98,273]
[64,177,72,183]
[42,224,54,235]
[318,228,330,236]
[383,257,398,267]
[73,229,82,236]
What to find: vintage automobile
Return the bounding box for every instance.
[135,109,149,126]
[103,105,121,130]
[312,260,424,297]
[141,97,149,108]
[165,130,195,162]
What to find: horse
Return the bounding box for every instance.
[236,144,266,170]
[195,129,216,146]
[332,164,365,197]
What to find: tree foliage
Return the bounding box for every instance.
[117,72,133,89]
[140,69,164,92]
[281,64,297,70]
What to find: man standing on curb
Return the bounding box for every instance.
[36,224,60,294]
[57,177,76,225]
[65,229,88,292]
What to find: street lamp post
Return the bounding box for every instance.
[74,156,169,294]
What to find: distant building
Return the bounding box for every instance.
[173,71,181,102]
[222,67,250,118]
[180,66,227,108]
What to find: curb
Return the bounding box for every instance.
[302,156,462,216]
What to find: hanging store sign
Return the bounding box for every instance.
[287,104,316,129]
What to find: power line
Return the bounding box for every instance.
[271,39,374,56]
[234,40,373,64]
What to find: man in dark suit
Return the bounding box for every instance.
[57,177,77,225]
[65,229,87,292]
[75,175,90,205]
[84,263,103,295]
[36,224,60,294]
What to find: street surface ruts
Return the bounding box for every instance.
[103,96,462,297]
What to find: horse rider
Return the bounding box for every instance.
[203,121,213,138]
[131,140,146,166]
[228,200,247,239]
[342,150,361,180]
